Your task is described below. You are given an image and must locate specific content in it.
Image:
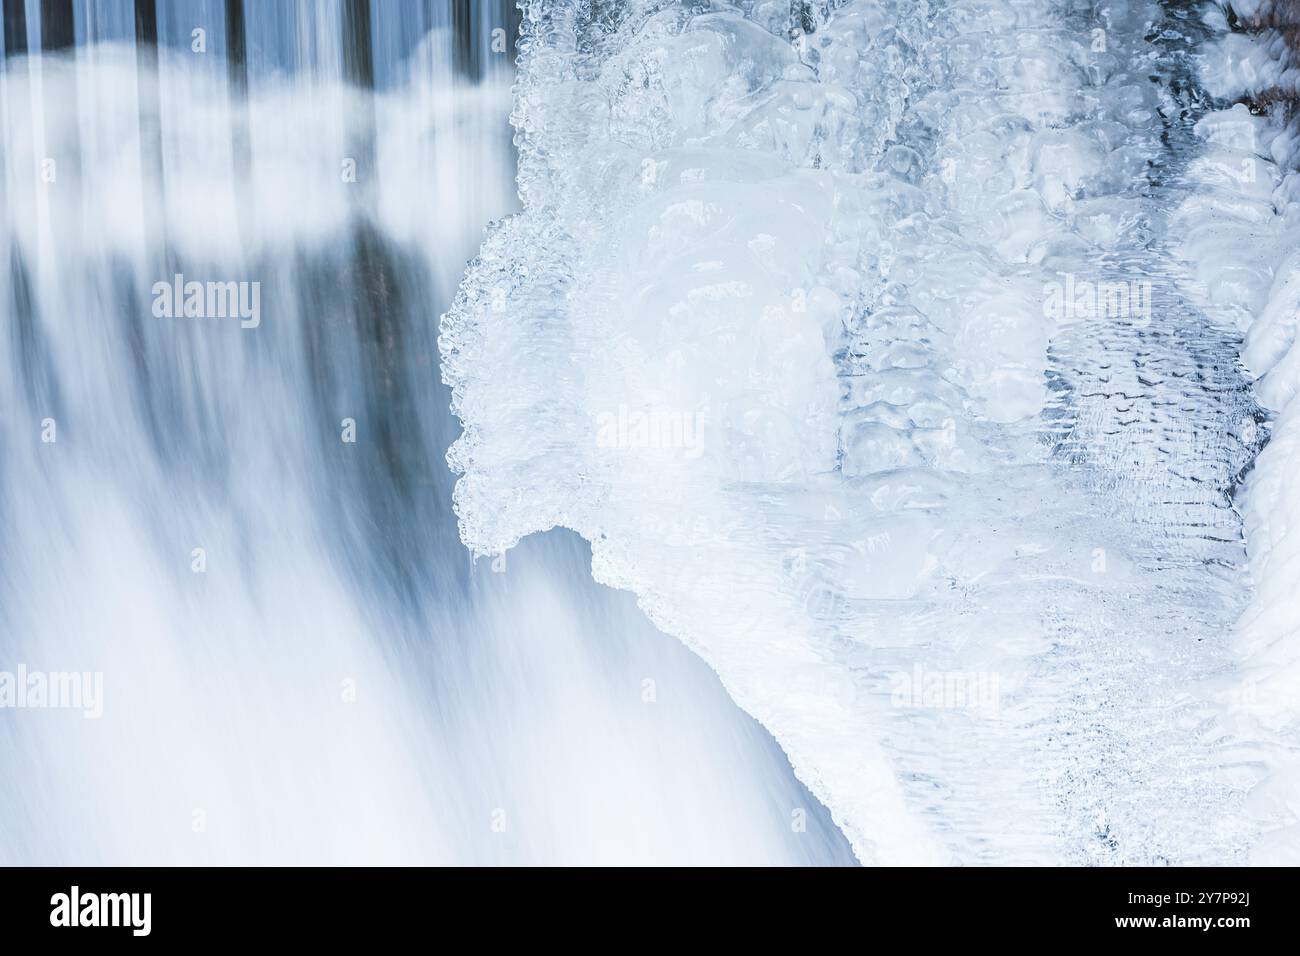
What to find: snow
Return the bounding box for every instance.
[1177,1,1300,864]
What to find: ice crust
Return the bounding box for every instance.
[442,0,1276,863]
[1173,0,1300,865]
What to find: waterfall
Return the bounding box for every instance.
[0,0,853,865]
[6,0,1299,867]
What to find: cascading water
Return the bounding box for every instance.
[0,0,855,865]
[3,0,1298,867]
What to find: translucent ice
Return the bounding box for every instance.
[443,0,1275,863]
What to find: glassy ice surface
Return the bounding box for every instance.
[443,0,1298,864]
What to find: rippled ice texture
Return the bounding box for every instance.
[442,0,1284,864]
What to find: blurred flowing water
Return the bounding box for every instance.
[0,0,855,865]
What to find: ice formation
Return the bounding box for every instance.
[442,0,1295,863]
[1171,0,1300,865]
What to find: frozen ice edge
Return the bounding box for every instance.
[441,0,1291,864]
[1177,0,1300,865]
